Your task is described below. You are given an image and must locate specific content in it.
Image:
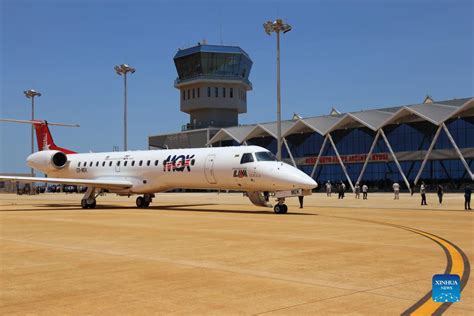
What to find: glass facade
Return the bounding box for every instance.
[174,46,252,83]
[245,117,474,190]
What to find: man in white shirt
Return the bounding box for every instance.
[326,181,332,197]
[393,182,400,200]
[362,184,368,199]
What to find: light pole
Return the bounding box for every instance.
[264,19,292,161]
[23,89,41,176]
[114,64,135,151]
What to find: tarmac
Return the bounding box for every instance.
[0,192,473,315]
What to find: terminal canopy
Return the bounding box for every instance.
[206,97,473,145]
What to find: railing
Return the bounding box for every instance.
[175,75,252,88]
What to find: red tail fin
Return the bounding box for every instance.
[33,120,77,154]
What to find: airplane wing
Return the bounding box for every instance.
[0,175,133,190]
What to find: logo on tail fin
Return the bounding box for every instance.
[33,120,76,154]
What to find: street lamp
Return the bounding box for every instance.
[263,19,292,161]
[114,64,135,151]
[24,89,41,176]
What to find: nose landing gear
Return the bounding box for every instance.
[136,194,154,208]
[273,198,288,214]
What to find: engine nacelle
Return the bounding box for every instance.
[27,150,68,173]
[246,191,272,208]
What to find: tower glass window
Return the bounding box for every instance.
[174,46,252,82]
[223,87,226,98]
[230,88,233,98]
[215,87,218,97]
[207,87,211,97]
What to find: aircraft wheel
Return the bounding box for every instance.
[136,196,144,208]
[274,204,282,214]
[282,204,288,214]
[89,200,96,209]
[81,199,88,209]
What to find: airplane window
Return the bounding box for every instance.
[109,161,112,167]
[255,151,277,162]
[78,162,81,167]
[117,161,120,166]
[139,160,143,166]
[89,162,93,167]
[102,161,105,167]
[124,161,128,167]
[240,153,254,164]
[147,160,151,166]
[96,162,99,167]
[154,160,159,166]
[132,161,135,166]
[84,161,87,166]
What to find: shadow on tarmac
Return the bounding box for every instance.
[0,203,316,215]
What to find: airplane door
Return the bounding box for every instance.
[204,154,217,184]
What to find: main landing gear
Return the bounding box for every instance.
[273,198,288,214]
[81,187,97,209]
[136,194,154,208]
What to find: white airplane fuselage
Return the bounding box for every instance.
[27,145,316,195]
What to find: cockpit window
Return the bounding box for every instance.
[240,153,254,164]
[255,151,277,162]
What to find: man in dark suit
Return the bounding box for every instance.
[465,185,472,210]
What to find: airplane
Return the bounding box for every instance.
[0,120,317,213]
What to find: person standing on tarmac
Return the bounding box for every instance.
[393,182,400,200]
[338,181,345,199]
[437,184,444,205]
[465,184,472,210]
[298,195,304,208]
[354,182,361,199]
[326,180,332,197]
[362,183,368,199]
[420,182,427,206]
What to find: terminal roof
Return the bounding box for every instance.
[207,97,473,145]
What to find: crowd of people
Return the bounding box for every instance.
[320,180,472,210]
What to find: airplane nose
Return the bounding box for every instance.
[294,171,318,189]
[298,173,318,189]
[278,163,318,190]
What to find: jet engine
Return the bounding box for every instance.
[246,191,272,207]
[27,150,68,173]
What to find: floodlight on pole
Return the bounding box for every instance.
[114,64,135,152]
[23,89,41,176]
[263,19,292,161]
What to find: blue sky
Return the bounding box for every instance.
[1,0,472,172]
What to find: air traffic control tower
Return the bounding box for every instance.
[149,43,253,149]
[174,43,253,129]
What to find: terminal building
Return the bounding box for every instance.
[150,44,473,191]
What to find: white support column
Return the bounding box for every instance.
[380,129,411,192]
[328,133,355,192]
[310,135,328,178]
[442,123,474,180]
[414,125,443,185]
[357,130,381,184]
[283,137,297,167]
